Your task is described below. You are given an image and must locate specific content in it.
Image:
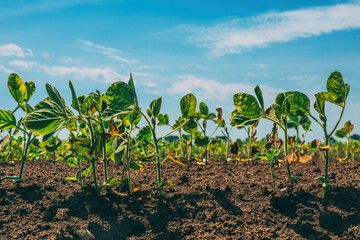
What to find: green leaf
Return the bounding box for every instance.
[199,102,209,117]
[25,81,35,102]
[65,176,78,181]
[129,108,142,126]
[335,129,346,138]
[129,162,145,171]
[69,81,81,115]
[157,113,169,126]
[327,71,347,103]
[67,158,78,167]
[233,93,261,118]
[83,165,93,177]
[180,93,197,117]
[24,109,65,135]
[137,126,152,142]
[150,97,162,117]
[46,83,66,111]
[105,82,135,111]
[7,73,27,104]
[284,91,310,116]
[314,94,325,117]
[254,85,264,110]
[19,103,34,114]
[230,110,258,127]
[194,136,210,146]
[0,110,16,130]
[315,92,342,107]
[128,73,139,107]
[182,118,197,133]
[106,178,120,186]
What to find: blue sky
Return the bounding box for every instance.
[0,0,359,140]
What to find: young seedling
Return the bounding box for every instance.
[106,74,190,196]
[233,85,310,191]
[258,148,281,192]
[309,71,350,197]
[0,73,37,188]
[335,120,353,161]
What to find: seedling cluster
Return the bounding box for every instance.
[0,71,357,198]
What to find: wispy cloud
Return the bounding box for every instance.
[78,40,137,64]
[9,60,38,71]
[0,65,13,74]
[0,44,33,57]
[0,0,113,18]
[39,65,128,83]
[179,64,209,70]
[180,2,360,56]
[60,57,80,65]
[167,74,281,102]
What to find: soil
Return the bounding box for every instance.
[0,159,359,240]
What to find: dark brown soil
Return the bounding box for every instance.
[0,159,359,240]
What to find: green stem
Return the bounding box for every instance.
[323,124,329,198]
[126,126,133,194]
[87,118,99,193]
[283,119,293,191]
[159,120,188,141]
[225,134,230,164]
[18,134,36,187]
[99,123,108,184]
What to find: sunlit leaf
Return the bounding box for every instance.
[233,93,261,118]
[180,93,196,117]
[8,73,27,104]
[150,97,162,117]
[105,82,135,111]
[0,110,16,130]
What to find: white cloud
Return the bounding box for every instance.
[78,40,137,64]
[60,57,80,64]
[41,52,51,59]
[39,65,128,83]
[9,60,38,71]
[167,74,281,102]
[179,64,209,70]
[0,44,33,57]
[180,2,360,56]
[0,65,13,74]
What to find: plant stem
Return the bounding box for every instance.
[283,119,293,191]
[126,126,133,194]
[18,134,35,188]
[87,118,99,193]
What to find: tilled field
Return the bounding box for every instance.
[0,159,359,239]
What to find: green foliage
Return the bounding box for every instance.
[233,93,261,118]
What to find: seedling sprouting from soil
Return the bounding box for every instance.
[309,71,349,197]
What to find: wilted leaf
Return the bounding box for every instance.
[311,139,322,149]
[319,145,332,151]
[131,185,141,193]
[109,119,119,136]
[288,136,296,145]
[165,155,191,166]
[0,134,10,150]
